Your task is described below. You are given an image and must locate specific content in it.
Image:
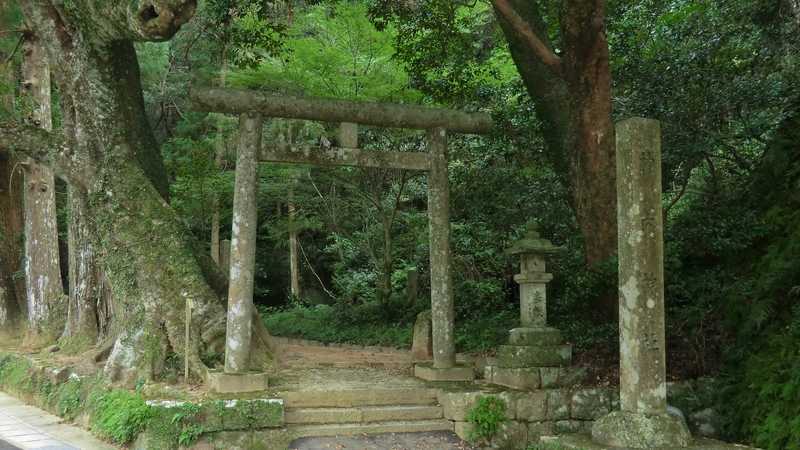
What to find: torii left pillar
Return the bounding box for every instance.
[208,113,268,393]
[414,127,473,382]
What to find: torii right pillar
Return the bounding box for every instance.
[592,118,691,447]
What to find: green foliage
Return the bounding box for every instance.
[53,378,84,420]
[88,389,152,445]
[465,395,507,443]
[230,1,419,102]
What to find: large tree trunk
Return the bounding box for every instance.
[14,1,273,384]
[0,154,24,335]
[20,35,65,346]
[62,188,100,345]
[0,47,24,336]
[493,0,617,317]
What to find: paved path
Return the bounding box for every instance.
[288,431,477,450]
[0,392,115,450]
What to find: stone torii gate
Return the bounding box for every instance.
[191,87,493,389]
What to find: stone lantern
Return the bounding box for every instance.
[485,226,572,391]
[507,227,561,329]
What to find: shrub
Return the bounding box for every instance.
[465,395,507,443]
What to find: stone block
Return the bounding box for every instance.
[553,420,583,434]
[497,344,572,368]
[571,388,611,420]
[490,367,541,391]
[411,310,433,361]
[539,367,562,388]
[528,421,554,442]
[516,391,547,421]
[491,420,528,450]
[509,327,563,346]
[591,410,691,448]
[219,399,285,430]
[546,389,570,420]
[414,363,474,382]
[439,391,483,421]
[207,371,268,394]
[454,421,474,441]
[496,391,518,420]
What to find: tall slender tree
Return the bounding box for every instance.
[20,34,64,345]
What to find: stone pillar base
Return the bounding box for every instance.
[208,370,269,394]
[592,410,691,448]
[497,343,572,368]
[414,362,474,382]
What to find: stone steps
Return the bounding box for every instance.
[287,419,454,438]
[285,405,443,424]
[279,388,439,408]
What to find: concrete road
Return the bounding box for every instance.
[288,431,477,450]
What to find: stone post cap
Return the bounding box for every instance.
[507,226,562,256]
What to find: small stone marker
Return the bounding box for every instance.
[591,118,690,447]
[486,226,572,390]
[339,122,358,148]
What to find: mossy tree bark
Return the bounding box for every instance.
[62,189,101,344]
[0,47,24,335]
[20,35,65,346]
[9,0,273,383]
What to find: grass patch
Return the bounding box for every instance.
[263,305,413,347]
[88,389,152,445]
[262,304,515,352]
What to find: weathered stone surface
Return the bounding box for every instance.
[497,344,572,368]
[516,391,547,421]
[508,327,563,346]
[207,370,268,394]
[571,388,612,420]
[427,127,456,369]
[615,118,668,415]
[592,410,692,448]
[553,419,585,434]
[454,421,474,441]
[528,421,554,442]
[490,367,541,391]
[414,362,474,382]
[225,113,263,373]
[411,310,433,362]
[539,367,562,388]
[546,389,570,420]
[339,122,359,148]
[491,420,528,450]
[439,391,483,421]
[550,434,760,450]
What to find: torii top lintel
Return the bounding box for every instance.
[190,87,494,135]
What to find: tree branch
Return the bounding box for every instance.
[0,121,87,189]
[491,0,562,70]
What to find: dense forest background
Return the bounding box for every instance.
[1,0,799,448]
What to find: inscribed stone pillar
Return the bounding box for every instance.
[592,118,690,447]
[427,127,456,369]
[617,117,667,414]
[224,113,262,374]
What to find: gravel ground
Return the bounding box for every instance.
[288,431,478,450]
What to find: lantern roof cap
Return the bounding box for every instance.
[507,226,562,255]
